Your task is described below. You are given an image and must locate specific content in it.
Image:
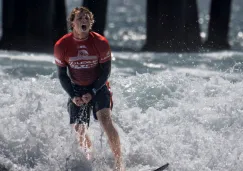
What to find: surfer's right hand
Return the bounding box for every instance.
[72,96,84,106]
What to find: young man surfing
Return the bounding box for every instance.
[54,6,125,171]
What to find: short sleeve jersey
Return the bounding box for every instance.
[54,32,111,86]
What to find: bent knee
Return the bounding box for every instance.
[97,108,111,117]
[97,108,111,121]
[97,108,115,129]
[73,124,88,135]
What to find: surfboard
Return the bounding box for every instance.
[152,163,169,171]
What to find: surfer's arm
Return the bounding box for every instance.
[90,60,111,96]
[56,66,75,99]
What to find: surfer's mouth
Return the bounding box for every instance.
[81,24,87,31]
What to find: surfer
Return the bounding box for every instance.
[54,6,125,171]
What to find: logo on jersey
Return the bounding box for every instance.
[78,49,89,57]
[79,45,87,49]
[55,58,63,65]
[104,51,111,59]
[69,60,98,69]
[100,50,111,62]
[69,48,98,69]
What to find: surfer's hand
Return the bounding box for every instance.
[82,93,92,104]
[72,97,84,106]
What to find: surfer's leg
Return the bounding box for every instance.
[96,108,124,170]
[92,86,125,170]
[67,98,92,159]
[74,124,92,149]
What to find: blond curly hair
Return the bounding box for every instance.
[67,6,95,31]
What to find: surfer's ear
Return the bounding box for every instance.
[70,22,74,31]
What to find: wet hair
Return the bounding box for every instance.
[67,6,95,31]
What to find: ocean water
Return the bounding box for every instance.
[66,0,243,50]
[0,0,243,171]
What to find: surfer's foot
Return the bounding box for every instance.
[81,146,93,161]
[84,148,92,160]
[114,158,125,171]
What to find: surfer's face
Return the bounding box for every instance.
[72,11,92,34]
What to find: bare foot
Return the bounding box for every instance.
[114,158,125,171]
[83,146,93,161]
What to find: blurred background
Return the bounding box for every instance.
[1,1,243,171]
[0,0,242,53]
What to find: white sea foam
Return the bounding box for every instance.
[1,65,243,170]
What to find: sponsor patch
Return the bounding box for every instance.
[55,58,63,65]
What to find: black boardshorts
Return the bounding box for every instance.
[67,84,112,126]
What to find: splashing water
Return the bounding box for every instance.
[1,60,243,170]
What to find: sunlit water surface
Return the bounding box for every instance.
[0,50,243,171]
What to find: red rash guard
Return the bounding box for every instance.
[54,31,111,86]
